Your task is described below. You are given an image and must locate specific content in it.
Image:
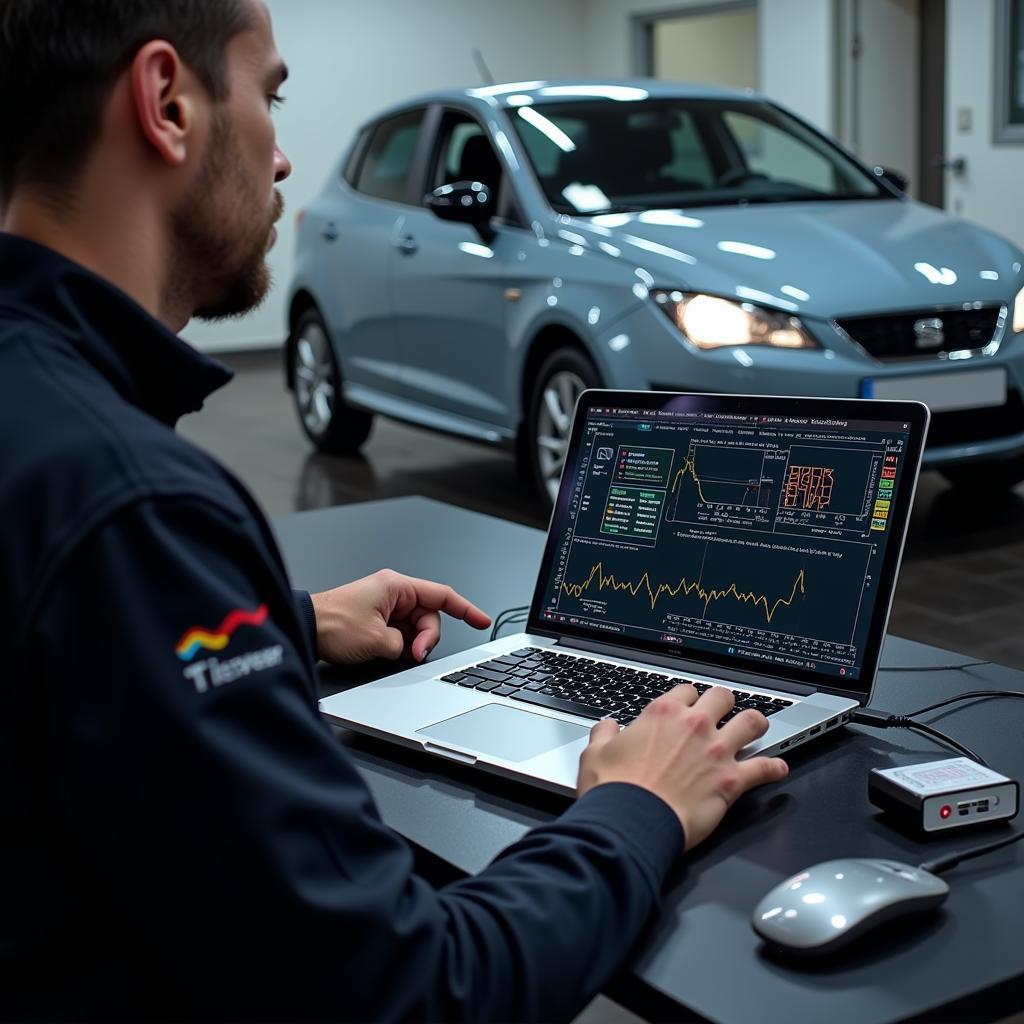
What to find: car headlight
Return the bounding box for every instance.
[1014,283,1024,333]
[651,290,819,350]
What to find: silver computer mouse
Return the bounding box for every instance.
[751,858,950,955]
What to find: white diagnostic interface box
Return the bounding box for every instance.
[869,758,1019,833]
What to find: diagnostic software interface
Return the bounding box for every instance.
[538,401,915,684]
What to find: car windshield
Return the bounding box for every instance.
[507,97,888,214]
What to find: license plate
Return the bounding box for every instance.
[863,367,1007,412]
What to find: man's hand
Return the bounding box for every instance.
[309,569,491,665]
[577,684,788,850]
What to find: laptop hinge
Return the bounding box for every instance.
[554,637,817,696]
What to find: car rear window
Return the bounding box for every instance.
[354,109,425,203]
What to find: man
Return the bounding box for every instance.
[0,2,788,1020]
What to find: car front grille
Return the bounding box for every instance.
[927,390,1024,448]
[836,305,1004,360]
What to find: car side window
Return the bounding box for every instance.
[431,112,503,193]
[354,109,425,203]
[342,127,371,186]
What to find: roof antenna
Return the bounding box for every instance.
[472,48,495,86]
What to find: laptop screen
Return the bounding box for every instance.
[529,391,929,703]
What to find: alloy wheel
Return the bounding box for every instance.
[294,320,336,438]
[535,369,586,503]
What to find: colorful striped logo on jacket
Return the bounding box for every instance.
[174,604,269,662]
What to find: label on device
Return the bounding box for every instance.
[877,757,1010,794]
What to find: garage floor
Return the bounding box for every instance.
[179,351,1024,1024]
[181,351,1024,674]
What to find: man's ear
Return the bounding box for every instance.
[129,40,200,167]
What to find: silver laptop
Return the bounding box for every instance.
[320,390,930,795]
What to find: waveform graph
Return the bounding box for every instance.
[557,537,870,647]
[667,443,776,526]
[561,555,805,627]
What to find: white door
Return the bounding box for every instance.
[838,0,920,197]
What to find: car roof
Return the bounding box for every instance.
[365,78,766,123]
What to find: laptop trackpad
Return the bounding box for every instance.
[417,704,590,762]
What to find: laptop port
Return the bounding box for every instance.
[809,725,821,736]
[977,800,990,812]
[780,740,791,750]
[827,716,839,728]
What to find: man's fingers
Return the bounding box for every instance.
[718,707,770,751]
[397,575,492,630]
[411,608,441,661]
[379,625,407,660]
[694,684,735,722]
[735,755,790,793]
[586,718,619,750]
[640,683,699,719]
[662,682,700,706]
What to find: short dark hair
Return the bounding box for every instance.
[0,0,255,207]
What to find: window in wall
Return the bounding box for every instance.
[354,109,424,203]
[996,0,1024,142]
[639,2,757,89]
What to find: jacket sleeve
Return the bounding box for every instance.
[291,587,318,659]
[34,495,684,1023]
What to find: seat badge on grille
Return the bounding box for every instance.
[912,317,945,348]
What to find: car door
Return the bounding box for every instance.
[389,107,519,429]
[319,107,428,397]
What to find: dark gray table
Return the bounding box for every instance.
[273,496,1024,1024]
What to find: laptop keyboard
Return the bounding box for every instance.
[438,647,795,726]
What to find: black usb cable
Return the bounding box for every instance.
[920,827,1024,876]
[490,605,530,641]
[852,689,1024,769]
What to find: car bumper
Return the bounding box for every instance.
[593,308,1024,466]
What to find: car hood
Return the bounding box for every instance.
[571,199,1023,318]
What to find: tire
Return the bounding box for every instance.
[290,308,373,454]
[526,347,601,507]
[940,455,1024,491]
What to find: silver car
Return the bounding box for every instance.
[286,80,1024,504]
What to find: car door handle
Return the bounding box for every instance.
[394,235,419,256]
[321,222,339,242]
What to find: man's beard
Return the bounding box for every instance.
[169,111,282,322]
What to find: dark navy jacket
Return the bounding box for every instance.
[0,234,684,1022]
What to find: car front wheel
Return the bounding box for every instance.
[290,309,373,454]
[526,347,601,506]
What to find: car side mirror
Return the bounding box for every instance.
[872,165,909,194]
[426,181,496,241]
